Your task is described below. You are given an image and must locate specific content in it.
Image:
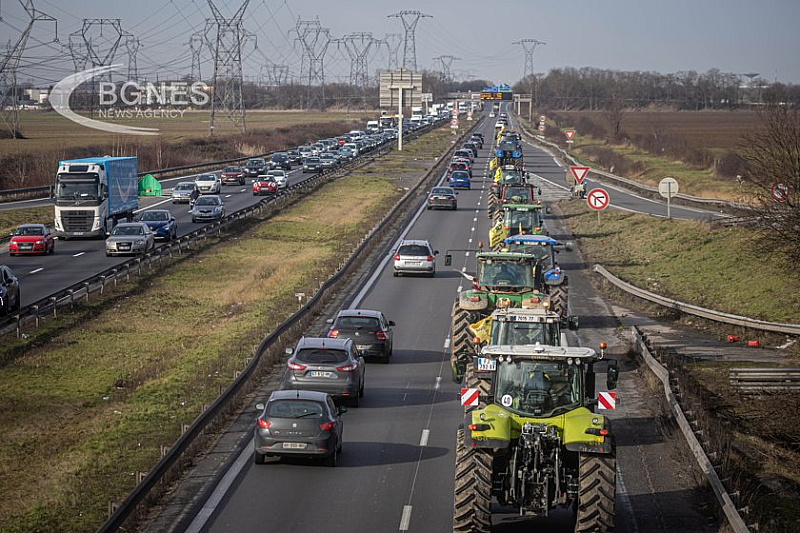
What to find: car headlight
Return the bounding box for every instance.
[35,240,43,244]
[135,239,145,245]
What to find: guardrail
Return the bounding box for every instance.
[632,326,751,533]
[593,264,800,336]
[0,123,441,337]
[511,114,750,216]
[729,368,800,393]
[92,117,481,533]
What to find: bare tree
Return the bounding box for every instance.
[602,96,625,139]
[739,106,800,263]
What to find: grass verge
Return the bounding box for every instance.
[0,206,53,240]
[0,126,455,533]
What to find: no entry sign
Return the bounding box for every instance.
[460,388,479,407]
[598,391,616,410]
[587,188,609,210]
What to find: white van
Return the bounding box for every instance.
[365,121,380,134]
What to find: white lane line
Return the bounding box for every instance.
[461,267,466,272]
[419,429,430,447]
[443,337,451,349]
[457,285,462,292]
[473,217,477,222]
[399,505,413,531]
[133,197,173,213]
[239,188,246,193]
[435,376,441,389]
[30,267,43,274]
[468,238,472,243]
[465,251,470,257]
[72,252,85,257]
[224,194,232,198]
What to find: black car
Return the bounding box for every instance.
[303,157,323,173]
[427,186,458,211]
[286,149,302,164]
[270,152,292,170]
[138,209,178,240]
[327,309,394,362]
[254,390,346,467]
[0,265,20,315]
[462,142,479,157]
[244,158,266,177]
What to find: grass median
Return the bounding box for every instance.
[0,126,455,533]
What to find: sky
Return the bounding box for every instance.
[3,0,799,87]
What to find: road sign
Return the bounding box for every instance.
[658,177,679,199]
[451,117,459,129]
[537,124,545,132]
[467,109,473,121]
[569,166,590,184]
[771,182,790,203]
[539,114,546,123]
[565,130,576,142]
[597,391,616,410]
[460,388,480,407]
[587,188,609,210]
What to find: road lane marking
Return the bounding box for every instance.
[443,337,450,349]
[30,267,43,274]
[133,197,173,213]
[435,376,441,389]
[419,429,430,447]
[457,285,462,292]
[224,194,232,198]
[468,238,472,243]
[473,217,477,222]
[72,252,85,257]
[399,505,413,531]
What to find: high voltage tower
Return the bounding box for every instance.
[290,18,331,109]
[388,10,431,71]
[433,55,459,82]
[0,0,57,138]
[383,32,401,70]
[123,32,140,81]
[206,0,256,135]
[336,32,378,109]
[512,38,546,79]
[188,30,205,81]
[263,63,289,87]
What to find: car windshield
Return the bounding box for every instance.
[224,167,240,172]
[267,400,324,419]
[306,158,320,163]
[431,188,453,195]
[196,175,215,182]
[295,349,349,364]
[111,225,144,236]
[477,259,535,288]
[398,244,430,257]
[140,211,169,222]
[175,183,194,191]
[15,226,44,236]
[195,197,219,206]
[248,160,264,166]
[272,154,286,160]
[336,316,380,330]
[490,319,560,346]
[494,360,581,418]
[503,209,542,230]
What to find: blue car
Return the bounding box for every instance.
[449,170,471,190]
[138,209,177,240]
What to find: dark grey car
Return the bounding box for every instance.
[254,390,346,466]
[282,337,365,407]
[427,186,458,210]
[327,309,395,363]
[191,195,225,222]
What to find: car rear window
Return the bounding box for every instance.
[336,316,380,330]
[431,188,452,195]
[267,400,324,419]
[398,244,429,256]
[295,349,349,364]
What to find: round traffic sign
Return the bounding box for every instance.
[771,182,790,203]
[538,124,545,132]
[587,188,609,210]
[539,115,546,122]
[658,177,679,199]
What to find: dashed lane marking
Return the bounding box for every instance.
[399,505,413,531]
[419,429,430,447]
[443,337,450,349]
[30,267,43,274]
[72,252,85,257]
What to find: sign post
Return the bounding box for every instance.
[587,187,610,225]
[658,177,679,219]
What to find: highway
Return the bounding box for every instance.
[179,112,710,533]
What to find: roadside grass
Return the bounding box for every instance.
[0,206,53,238]
[0,126,450,533]
[558,199,800,323]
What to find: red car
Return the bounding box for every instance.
[8,224,55,255]
[252,177,277,196]
[221,166,245,185]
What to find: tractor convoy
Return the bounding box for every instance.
[447,115,619,533]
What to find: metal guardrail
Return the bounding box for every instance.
[729,368,800,393]
[632,326,751,532]
[92,118,481,533]
[593,264,800,336]
[512,115,750,215]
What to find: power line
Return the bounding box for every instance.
[388,10,430,72]
[432,54,459,82]
[512,38,545,79]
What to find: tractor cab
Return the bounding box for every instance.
[490,204,545,250]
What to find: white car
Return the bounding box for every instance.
[266,170,288,189]
[195,173,221,194]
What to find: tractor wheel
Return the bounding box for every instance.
[453,428,492,533]
[575,454,616,533]
[487,193,497,218]
[550,284,568,319]
[450,302,474,382]
[462,363,490,414]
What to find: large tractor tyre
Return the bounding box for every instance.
[575,454,616,533]
[550,285,568,319]
[462,364,490,414]
[453,428,493,533]
[450,302,474,382]
[487,196,497,219]
[492,211,503,227]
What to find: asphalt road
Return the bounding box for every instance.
[191,112,710,533]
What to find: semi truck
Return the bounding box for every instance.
[53,156,139,239]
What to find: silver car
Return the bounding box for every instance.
[195,173,221,194]
[191,195,225,222]
[393,239,438,277]
[171,182,199,205]
[105,222,155,257]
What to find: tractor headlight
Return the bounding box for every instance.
[567,358,574,366]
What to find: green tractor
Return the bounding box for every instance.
[454,345,619,533]
[489,203,546,250]
[487,165,526,218]
[446,251,548,382]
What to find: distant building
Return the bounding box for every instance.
[24,88,50,104]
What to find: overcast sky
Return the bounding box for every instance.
[3,0,799,86]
